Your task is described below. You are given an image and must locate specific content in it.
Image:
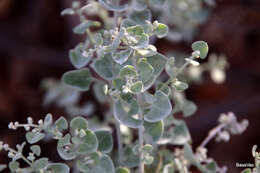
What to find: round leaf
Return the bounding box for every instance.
[62,68,92,91]
[191,41,209,59]
[95,130,113,153]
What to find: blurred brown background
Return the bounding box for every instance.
[0,0,260,172]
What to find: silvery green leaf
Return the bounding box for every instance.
[182,100,197,117]
[171,120,191,145]
[136,45,157,57]
[92,53,115,80]
[147,53,167,77]
[77,154,115,173]
[144,121,164,143]
[144,91,172,122]
[9,161,19,172]
[156,83,171,96]
[93,81,109,103]
[129,9,151,24]
[116,167,130,173]
[62,68,92,91]
[192,41,209,59]
[57,134,76,160]
[55,116,68,131]
[183,143,197,164]
[44,113,53,129]
[32,158,48,169]
[121,19,136,28]
[47,163,70,173]
[61,8,75,16]
[98,0,128,12]
[120,65,137,78]
[113,78,126,91]
[73,21,100,34]
[126,25,144,36]
[26,132,45,144]
[69,48,92,69]
[154,22,168,38]
[76,129,98,155]
[111,29,125,53]
[70,116,88,133]
[113,99,142,128]
[30,145,41,156]
[133,33,149,49]
[143,92,156,104]
[95,130,113,153]
[137,58,154,83]
[163,163,175,173]
[172,80,188,92]
[122,146,139,168]
[130,81,143,93]
[113,48,133,65]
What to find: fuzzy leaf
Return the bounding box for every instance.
[144,121,164,143]
[98,0,128,12]
[111,29,125,53]
[144,91,172,122]
[165,57,177,77]
[192,41,209,59]
[154,23,168,38]
[70,116,88,133]
[44,113,53,129]
[114,99,142,128]
[113,48,133,65]
[137,58,154,83]
[73,21,100,34]
[95,130,113,153]
[136,45,157,57]
[133,33,149,49]
[55,116,68,131]
[171,121,191,145]
[77,154,115,173]
[120,65,137,78]
[62,68,92,91]
[172,80,188,92]
[26,132,45,144]
[9,161,19,172]
[93,53,115,80]
[32,158,48,169]
[30,145,41,156]
[76,129,98,155]
[57,134,76,160]
[126,25,144,36]
[130,81,143,93]
[47,163,70,173]
[129,9,151,24]
[122,146,139,168]
[69,48,92,69]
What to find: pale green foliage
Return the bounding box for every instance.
[0,0,249,173]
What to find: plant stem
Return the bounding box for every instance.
[138,122,144,173]
[199,123,227,148]
[8,148,32,166]
[115,120,123,164]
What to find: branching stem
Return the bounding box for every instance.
[199,123,227,148]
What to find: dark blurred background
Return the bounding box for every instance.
[0,0,260,172]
